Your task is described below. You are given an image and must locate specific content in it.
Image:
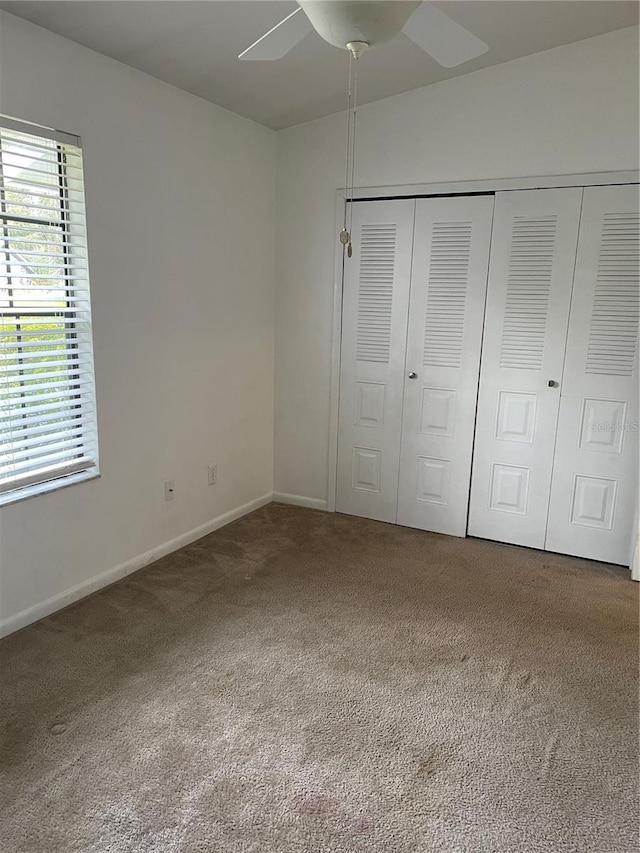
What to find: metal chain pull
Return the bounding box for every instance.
[347,47,358,259]
[339,46,360,258]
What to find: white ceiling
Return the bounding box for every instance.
[1,1,638,129]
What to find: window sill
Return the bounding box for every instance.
[0,468,100,509]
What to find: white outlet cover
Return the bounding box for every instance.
[208,466,217,486]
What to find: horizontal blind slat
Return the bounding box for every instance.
[0,356,94,374]
[0,444,93,478]
[0,458,96,495]
[0,415,90,445]
[0,431,87,464]
[1,399,95,425]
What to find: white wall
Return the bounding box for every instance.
[274,27,640,505]
[0,12,277,633]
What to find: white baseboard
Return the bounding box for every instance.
[272,491,328,511]
[0,492,273,639]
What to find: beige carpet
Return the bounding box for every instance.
[1,504,638,853]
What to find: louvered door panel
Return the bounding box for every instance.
[336,199,415,522]
[422,220,472,368]
[584,211,639,376]
[499,216,558,370]
[546,185,639,564]
[355,224,396,363]
[468,188,583,548]
[397,196,494,535]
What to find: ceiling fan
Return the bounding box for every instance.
[238,1,488,67]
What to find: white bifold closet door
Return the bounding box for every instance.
[336,199,415,523]
[396,196,494,535]
[337,196,494,533]
[469,184,639,565]
[468,188,583,547]
[545,185,639,564]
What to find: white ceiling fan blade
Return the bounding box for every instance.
[238,7,313,61]
[403,3,488,68]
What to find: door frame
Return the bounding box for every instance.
[327,170,639,513]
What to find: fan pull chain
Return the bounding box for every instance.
[347,51,358,258]
[340,47,359,259]
[339,51,353,250]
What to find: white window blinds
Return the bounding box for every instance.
[0,117,98,502]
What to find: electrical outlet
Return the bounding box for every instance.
[208,465,217,486]
[164,480,175,501]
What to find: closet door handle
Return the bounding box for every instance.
[547,379,559,388]
[408,372,417,379]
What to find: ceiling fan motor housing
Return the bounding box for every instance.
[298,1,421,50]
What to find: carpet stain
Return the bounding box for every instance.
[417,746,451,777]
[294,791,373,836]
[417,758,438,776]
[542,731,560,777]
[294,791,338,816]
[517,671,532,688]
[346,816,373,835]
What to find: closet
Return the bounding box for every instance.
[336,182,639,566]
[469,185,639,564]
[336,195,494,536]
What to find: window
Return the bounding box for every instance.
[0,117,98,505]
